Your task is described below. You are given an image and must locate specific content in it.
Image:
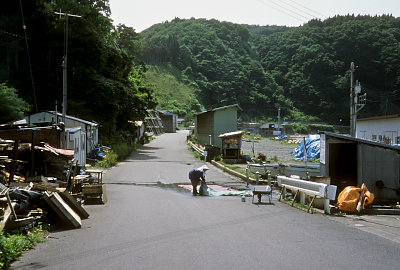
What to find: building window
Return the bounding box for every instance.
[372,135,377,141]
[396,137,400,144]
[378,135,383,142]
[359,131,367,139]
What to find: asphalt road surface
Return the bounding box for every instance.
[13,131,400,270]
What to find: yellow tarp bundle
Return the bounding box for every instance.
[337,183,374,213]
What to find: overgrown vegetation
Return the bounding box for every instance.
[1,0,156,142]
[95,141,141,168]
[145,64,202,119]
[0,226,48,269]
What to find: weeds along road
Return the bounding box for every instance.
[13,131,400,270]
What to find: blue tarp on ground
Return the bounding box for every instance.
[291,135,320,161]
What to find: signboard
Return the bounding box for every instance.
[320,134,325,164]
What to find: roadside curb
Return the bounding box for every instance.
[210,160,256,183]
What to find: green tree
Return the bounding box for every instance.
[0,83,30,123]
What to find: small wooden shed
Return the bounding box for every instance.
[218,131,244,160]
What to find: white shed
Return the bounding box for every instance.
[25,111,99,154]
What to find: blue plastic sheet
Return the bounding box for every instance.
[291,135,320,161]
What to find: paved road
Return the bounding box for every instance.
[13,131,400,269]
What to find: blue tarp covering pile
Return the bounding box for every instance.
[291,135,320,161]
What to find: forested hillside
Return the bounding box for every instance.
[0,0,155,140]
[2,3,400,129]
[141,16,400,124]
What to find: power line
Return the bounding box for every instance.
[255,0,305,23]
[266,0,312,21]
[19,0,38,113]
[284,0,327,19]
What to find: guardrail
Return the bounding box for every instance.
[188,141,204,156]
[248,163,321,179]
[277,175,337,214]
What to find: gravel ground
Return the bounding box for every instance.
[241,137,300,164]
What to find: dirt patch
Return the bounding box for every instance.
[241,138,300,164]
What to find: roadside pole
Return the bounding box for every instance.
[350,62,356,137]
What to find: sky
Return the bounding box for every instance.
[109,0,400,32]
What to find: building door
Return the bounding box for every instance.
[329,143,357,193]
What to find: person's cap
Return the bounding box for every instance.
[200,165,209,171]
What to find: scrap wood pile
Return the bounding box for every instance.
[0,138,105,233]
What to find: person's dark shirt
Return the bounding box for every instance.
[189,168,205,182]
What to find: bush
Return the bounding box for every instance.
[111,142,139,160]
[95,140,140,168]
[0,227,47,269]
[95,151,118,168]
[292,123,309,134]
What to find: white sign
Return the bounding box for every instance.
[320,134,325,164]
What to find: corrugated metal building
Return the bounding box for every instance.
[159,111,177,133]
[320,132,400,203]
[195,104,242,150]
[24,111,99,155]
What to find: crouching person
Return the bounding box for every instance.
[188,165,209,196]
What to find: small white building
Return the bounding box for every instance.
[356,114,400,145]
[25,111,99,165]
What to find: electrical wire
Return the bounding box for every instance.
[284,0,327,19]
[255,0,305,23]
[255,0,328,25]
[19,0,38,113]
[267,0,313,21]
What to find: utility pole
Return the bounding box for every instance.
[349,62,366,137]
[277,107,281,132]
[350,62,356,137]
[55,11,82,123]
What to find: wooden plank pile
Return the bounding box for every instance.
[0,183,91,232]
[0,138,104,232]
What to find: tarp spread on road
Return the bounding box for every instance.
[291,135,320,161]
[179,184,252,196]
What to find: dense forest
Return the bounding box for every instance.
[1,1,400,132]
[0,0,155,141]
[141,16,400,124]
